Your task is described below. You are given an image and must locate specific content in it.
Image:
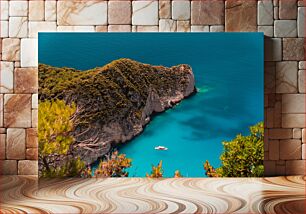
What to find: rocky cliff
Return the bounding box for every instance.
[39,58,196,164]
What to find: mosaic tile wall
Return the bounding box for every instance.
[0,0,305,176]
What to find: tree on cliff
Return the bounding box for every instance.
[94,150,132,177]
[174,170,183,178]
[146,160,164,178]
[38,60,195,157]
[38,99,85,177]
[204,122,264,177]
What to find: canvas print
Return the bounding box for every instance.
[38,33,264,178]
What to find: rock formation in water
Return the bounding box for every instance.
[39,58,196,164]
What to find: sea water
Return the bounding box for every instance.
[39,33,264,177]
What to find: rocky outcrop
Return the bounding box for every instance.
[39,59,196,164]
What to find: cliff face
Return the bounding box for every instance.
[39,58,196,164]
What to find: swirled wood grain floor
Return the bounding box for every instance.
[0,176,305,214]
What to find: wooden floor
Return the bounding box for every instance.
[0,176,305,214]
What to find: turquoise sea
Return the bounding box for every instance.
[39,33,264,177]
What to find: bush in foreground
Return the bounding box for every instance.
[204,122,264,177]
[39,99,85,177]
[94,151,132,177]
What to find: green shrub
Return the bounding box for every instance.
[39,99,85,177]
[38,99,76,156]
[204,122,264,177]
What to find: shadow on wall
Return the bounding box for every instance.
[264,36,279,176]
[263,35,305,176]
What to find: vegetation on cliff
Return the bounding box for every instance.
[39,58,194,177]
[94,151,132,177]
[38,99,85,177]
[146,160,164,178]
[39,58,192,127]
[204,122,264,177]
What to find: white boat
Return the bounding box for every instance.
[155,146,168,150]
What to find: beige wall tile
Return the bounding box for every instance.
[172,1,190,21]
[14,68,38,93]
[32,109,38,128]
[29,21,57,38]
[0,134,5,159]
[177,21,190,32]
[29,1,45,21]
[108,1,131,24]
[132,1,158,25]
[26,148,38,160]
[299,61,306,70]
[285,160,305,175]
[280,139,302,160]
[9,17,28,38]
[0,160,17,175]
[258,0,273,25]
[95,26,108,32]
[269,129,293,139]
[283,38,305,61]
[210,25,225,32]
[293,128,302,139]
[274,20,297,37]
[57,26,95,32]
[18,160,38,175]
[258,26,274,37]
[192,0,224,25]
[6,128,26,159]
[26,128,38,148]
[159,19,176,32]
[45,1,57,21]
[191,25,209,32]
[2,38,20,61]
[21,38,38,67]
[282,94,305,114]
[32,94,38,109]
[282,114,305,128]
[0,61,14,93]
[9,1,28,17]
[1,1,9,20]
[4,94,32,128]
[225,0,256,31]
[298,0,305,6]
[274,6,279,20]
[297,7,305,37]
[279,0,297,19]
[108,25,131,32]
[298,70,305,93]
[1,21,9,37]
[0,95,3,127]
[276,61,298,93]
[159,1,171,19]
[302,129,306,143]
[57,1,107,25]
[136,26,159,32]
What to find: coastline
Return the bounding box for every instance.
[91,86,198,173]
